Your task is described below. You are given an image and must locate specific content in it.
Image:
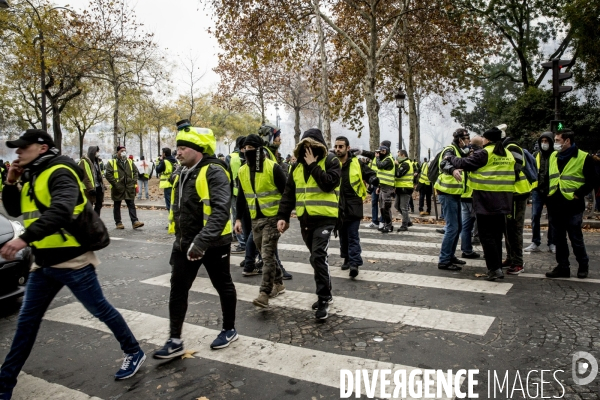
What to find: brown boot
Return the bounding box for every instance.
[269,283,286,298]
[253,292,269,308]
[133,221,145,229]
[116,223,125,229]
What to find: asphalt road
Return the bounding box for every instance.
[1,208,599,400]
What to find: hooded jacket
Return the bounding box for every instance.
[156,155,178,176]
[533,132,555,195]
[339,153,377,220]
[105,154,139,201]
[3,153,94,267]
[277,129,341,228]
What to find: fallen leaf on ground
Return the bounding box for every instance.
[367,259,377,263]
[196,397,209,400]
[157,385,161,389]
[181,350,197,359]
[475,273,487,278]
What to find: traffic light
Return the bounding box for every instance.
[541,59,575,131]
[550,120,565,132]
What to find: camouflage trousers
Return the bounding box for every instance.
[252,217,283,295]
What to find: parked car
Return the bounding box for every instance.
[0,214,32,302]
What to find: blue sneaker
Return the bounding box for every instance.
[152,339,185,359]
[210,328,238,349]
[115,350,146,380]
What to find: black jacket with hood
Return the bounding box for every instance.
[277,129,341,228]
[3,153,94,267]
[339,153,377,220]
[156,155,178,175]
[533,132,555,196]
[171,155,233,253]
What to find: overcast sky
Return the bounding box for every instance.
[59,0,459,158]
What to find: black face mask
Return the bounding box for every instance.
[245,150,257,164]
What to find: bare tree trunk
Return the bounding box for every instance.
[312,0,331,146]
[293,107,301,145]
[113,85,120,149]
[259,93,266,124]
[51,106,63,153]
[139,134,144,158]
[157,129,161,157]
[405,84,420,160]
[363,68,381,151]
[79,131,84,159]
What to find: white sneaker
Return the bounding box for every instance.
[365,222,378,229]
[524,243,541,252]
[549,244,556,254]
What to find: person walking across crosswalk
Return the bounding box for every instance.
[277,128,341,320]
[394,149,414,231]
[153,120,238,359]
[234,134,287,308]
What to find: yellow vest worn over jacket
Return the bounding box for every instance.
[348,157,367,200]
[419,161,431,185]
[395,160,414,189]
[468,146,516,192]
[377,155,396,187]
[548,149,588,200]
[229,152,242,197]
[434,146,465,195]
[160,160,173,189]
[293,158,340,218]
[506,143,532,195]
[238,158,282,219]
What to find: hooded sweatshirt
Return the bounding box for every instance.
[534,132,555,195]
[277,129,341,228]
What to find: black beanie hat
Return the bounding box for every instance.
[244,134,264,149]
[483,127,502,142]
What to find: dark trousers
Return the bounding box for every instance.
[371,191,379,224]
[531,190,554,246]
[419,184,432,212]
[113,199,138,225]
[243,212,260,270]
[549,211,589,268]
[0,265,140,395]
[164,188,173,212]
[94,187,104,215]
[339,219,362,267]
[504,197,527,266]
[300,223,334,301]
[169,246,237,338]
[477,214,506,271]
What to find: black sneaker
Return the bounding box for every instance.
[407,222,413,227]
[341,263,350,270]
[239,260,245,268]
[545,266,570,278]
[485,268,504,281]
[315,300,329,320]
[243,268,262,276]
[312,297,333,310]
[436,228,445,235]
[461,252,481,259]
[577,265,589,279]
[397,226,408,232]
[231,245,245,254]
[451,257,467,265]
[153,339,185,359]
[349,265,359,278]
[438,262,462,271]
[280,264,293,280]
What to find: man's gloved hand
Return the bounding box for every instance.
[187,243,204,261]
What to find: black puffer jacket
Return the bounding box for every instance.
[3,154,92,267]
[339,154,377,220]
[171,156,233,253]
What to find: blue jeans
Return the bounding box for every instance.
[339,219,362,267]
[231,196,245,247]
[371,191,379,224]
[549,212,589,268]
[460,202,476,254]
[164,187,173,211]
[137,179,149,199]
[0,265,140,395]
[531,190,554,246]
[438,194,462,264]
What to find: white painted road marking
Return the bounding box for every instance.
[44,303,461,400]
[230,256,512,295]
[12,372,103,400]
[141,274,495,336]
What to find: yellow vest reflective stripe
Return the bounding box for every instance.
[293,158,340,218]
[531,153,541,190]
[21,165,86,249]
[369,160,378,173]
[395,160,414,188]
[376,155,395,187]
[507,144,531,195]
[80,159,95,187]
[159,160,173,189]
[468,146,516,192]
[434,146,465,195]
[418,162,431,185]
[168,164,232,235]
[229,152,242,197]
[238,158,282,218]
[548,150,587,200]
[109,159,134,179]
[349,157,367,200]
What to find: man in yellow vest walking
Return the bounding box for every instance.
[227,136,246,254]
[0,130,146,398]
[418,157,432,216]
[156,147,177,211]
[105,145,144,229]
[234,134,287,307]
[545,129,595,279]
[394,149,414,231]
[277,129,341,320]
[153,120,238,359]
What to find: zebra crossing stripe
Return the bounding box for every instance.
[141,274,495,335]
[276,243,489,268]
[328,236,484,251]
[230,256,511,295]
[12,371,103,400]
[43,303,461,400]
[519,273,600,284]
[358,229,535,239]
[362,223,536,236]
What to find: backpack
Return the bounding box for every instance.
[521,149,538,184]
[426,150,443,185]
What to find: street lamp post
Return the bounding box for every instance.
[394,87,406,150]
[275,102,281,128]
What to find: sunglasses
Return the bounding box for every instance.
[334,145,346,149]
